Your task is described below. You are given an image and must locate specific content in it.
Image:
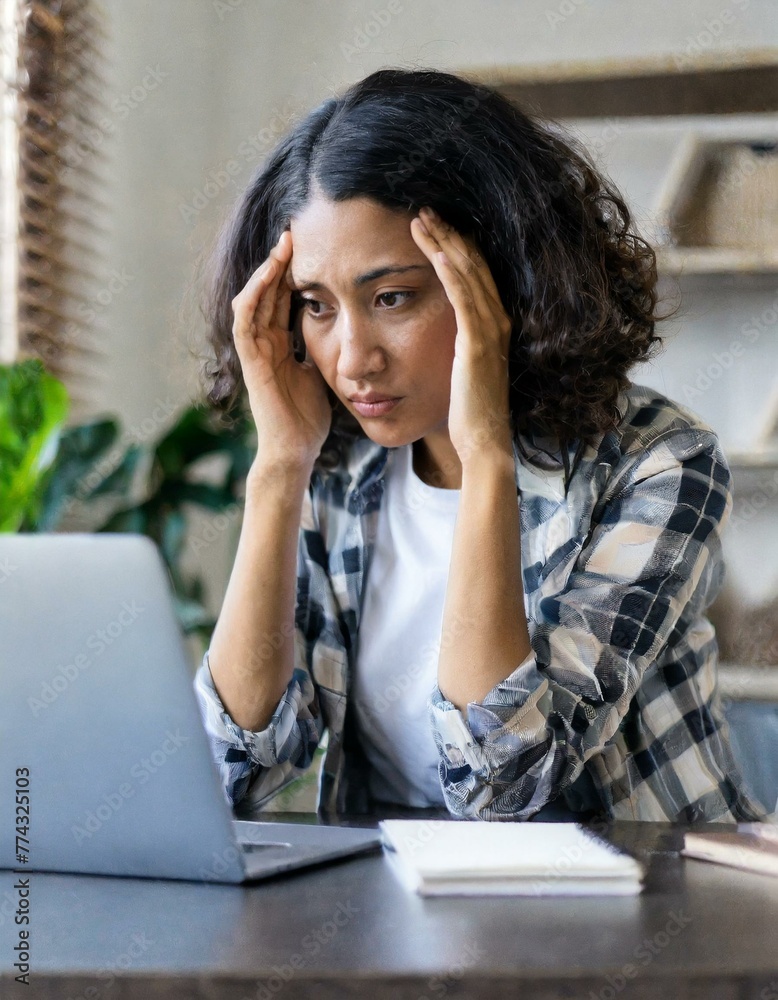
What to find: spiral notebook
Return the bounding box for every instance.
[379,820,644,896]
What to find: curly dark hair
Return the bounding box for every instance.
[200,67,671,484]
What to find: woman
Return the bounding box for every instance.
[193,67,766,823]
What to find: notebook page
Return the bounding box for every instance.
[379,820,643,881]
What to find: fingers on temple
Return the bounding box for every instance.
[232,235,291,342]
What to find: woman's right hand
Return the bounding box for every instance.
[231,230,332,472]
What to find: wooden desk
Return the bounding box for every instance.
[1,814,776,999]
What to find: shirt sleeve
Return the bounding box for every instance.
[428,429,737,821]
[192,482,326,809]
[193,649,323,808]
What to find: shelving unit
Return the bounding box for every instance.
[652,132,778,276]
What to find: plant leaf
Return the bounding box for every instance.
[0,361,68,531]
[33,418,120,529]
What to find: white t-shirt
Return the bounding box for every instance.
[351,443,460,807]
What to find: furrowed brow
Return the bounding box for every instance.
[292,264,429,293]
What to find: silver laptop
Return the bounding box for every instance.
[0,533,381,883]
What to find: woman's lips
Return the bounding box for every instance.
[350,397,402,417]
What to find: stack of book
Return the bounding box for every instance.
[378,820,644,897]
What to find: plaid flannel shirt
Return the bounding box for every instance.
[194,383,767,823]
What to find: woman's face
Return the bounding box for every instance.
[288,193,458,451]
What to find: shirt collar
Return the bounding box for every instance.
[513,437,569,502]
[341,432,575,510]
[337,387,630,509]
[342,438,391,515]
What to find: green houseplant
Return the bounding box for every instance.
[0,359,69,532]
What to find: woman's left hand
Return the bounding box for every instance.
[411,205,514,465]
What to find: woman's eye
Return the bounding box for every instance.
[297,291,414,318]
[376,291,414,308]
[299,297,326,317]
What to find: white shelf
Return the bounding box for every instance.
[727,452,778,471]
[656,247,778,275]
[718,663,778,703]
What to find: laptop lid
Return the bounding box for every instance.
[0,534,379,883]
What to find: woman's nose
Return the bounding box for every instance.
[336,324,386,381]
